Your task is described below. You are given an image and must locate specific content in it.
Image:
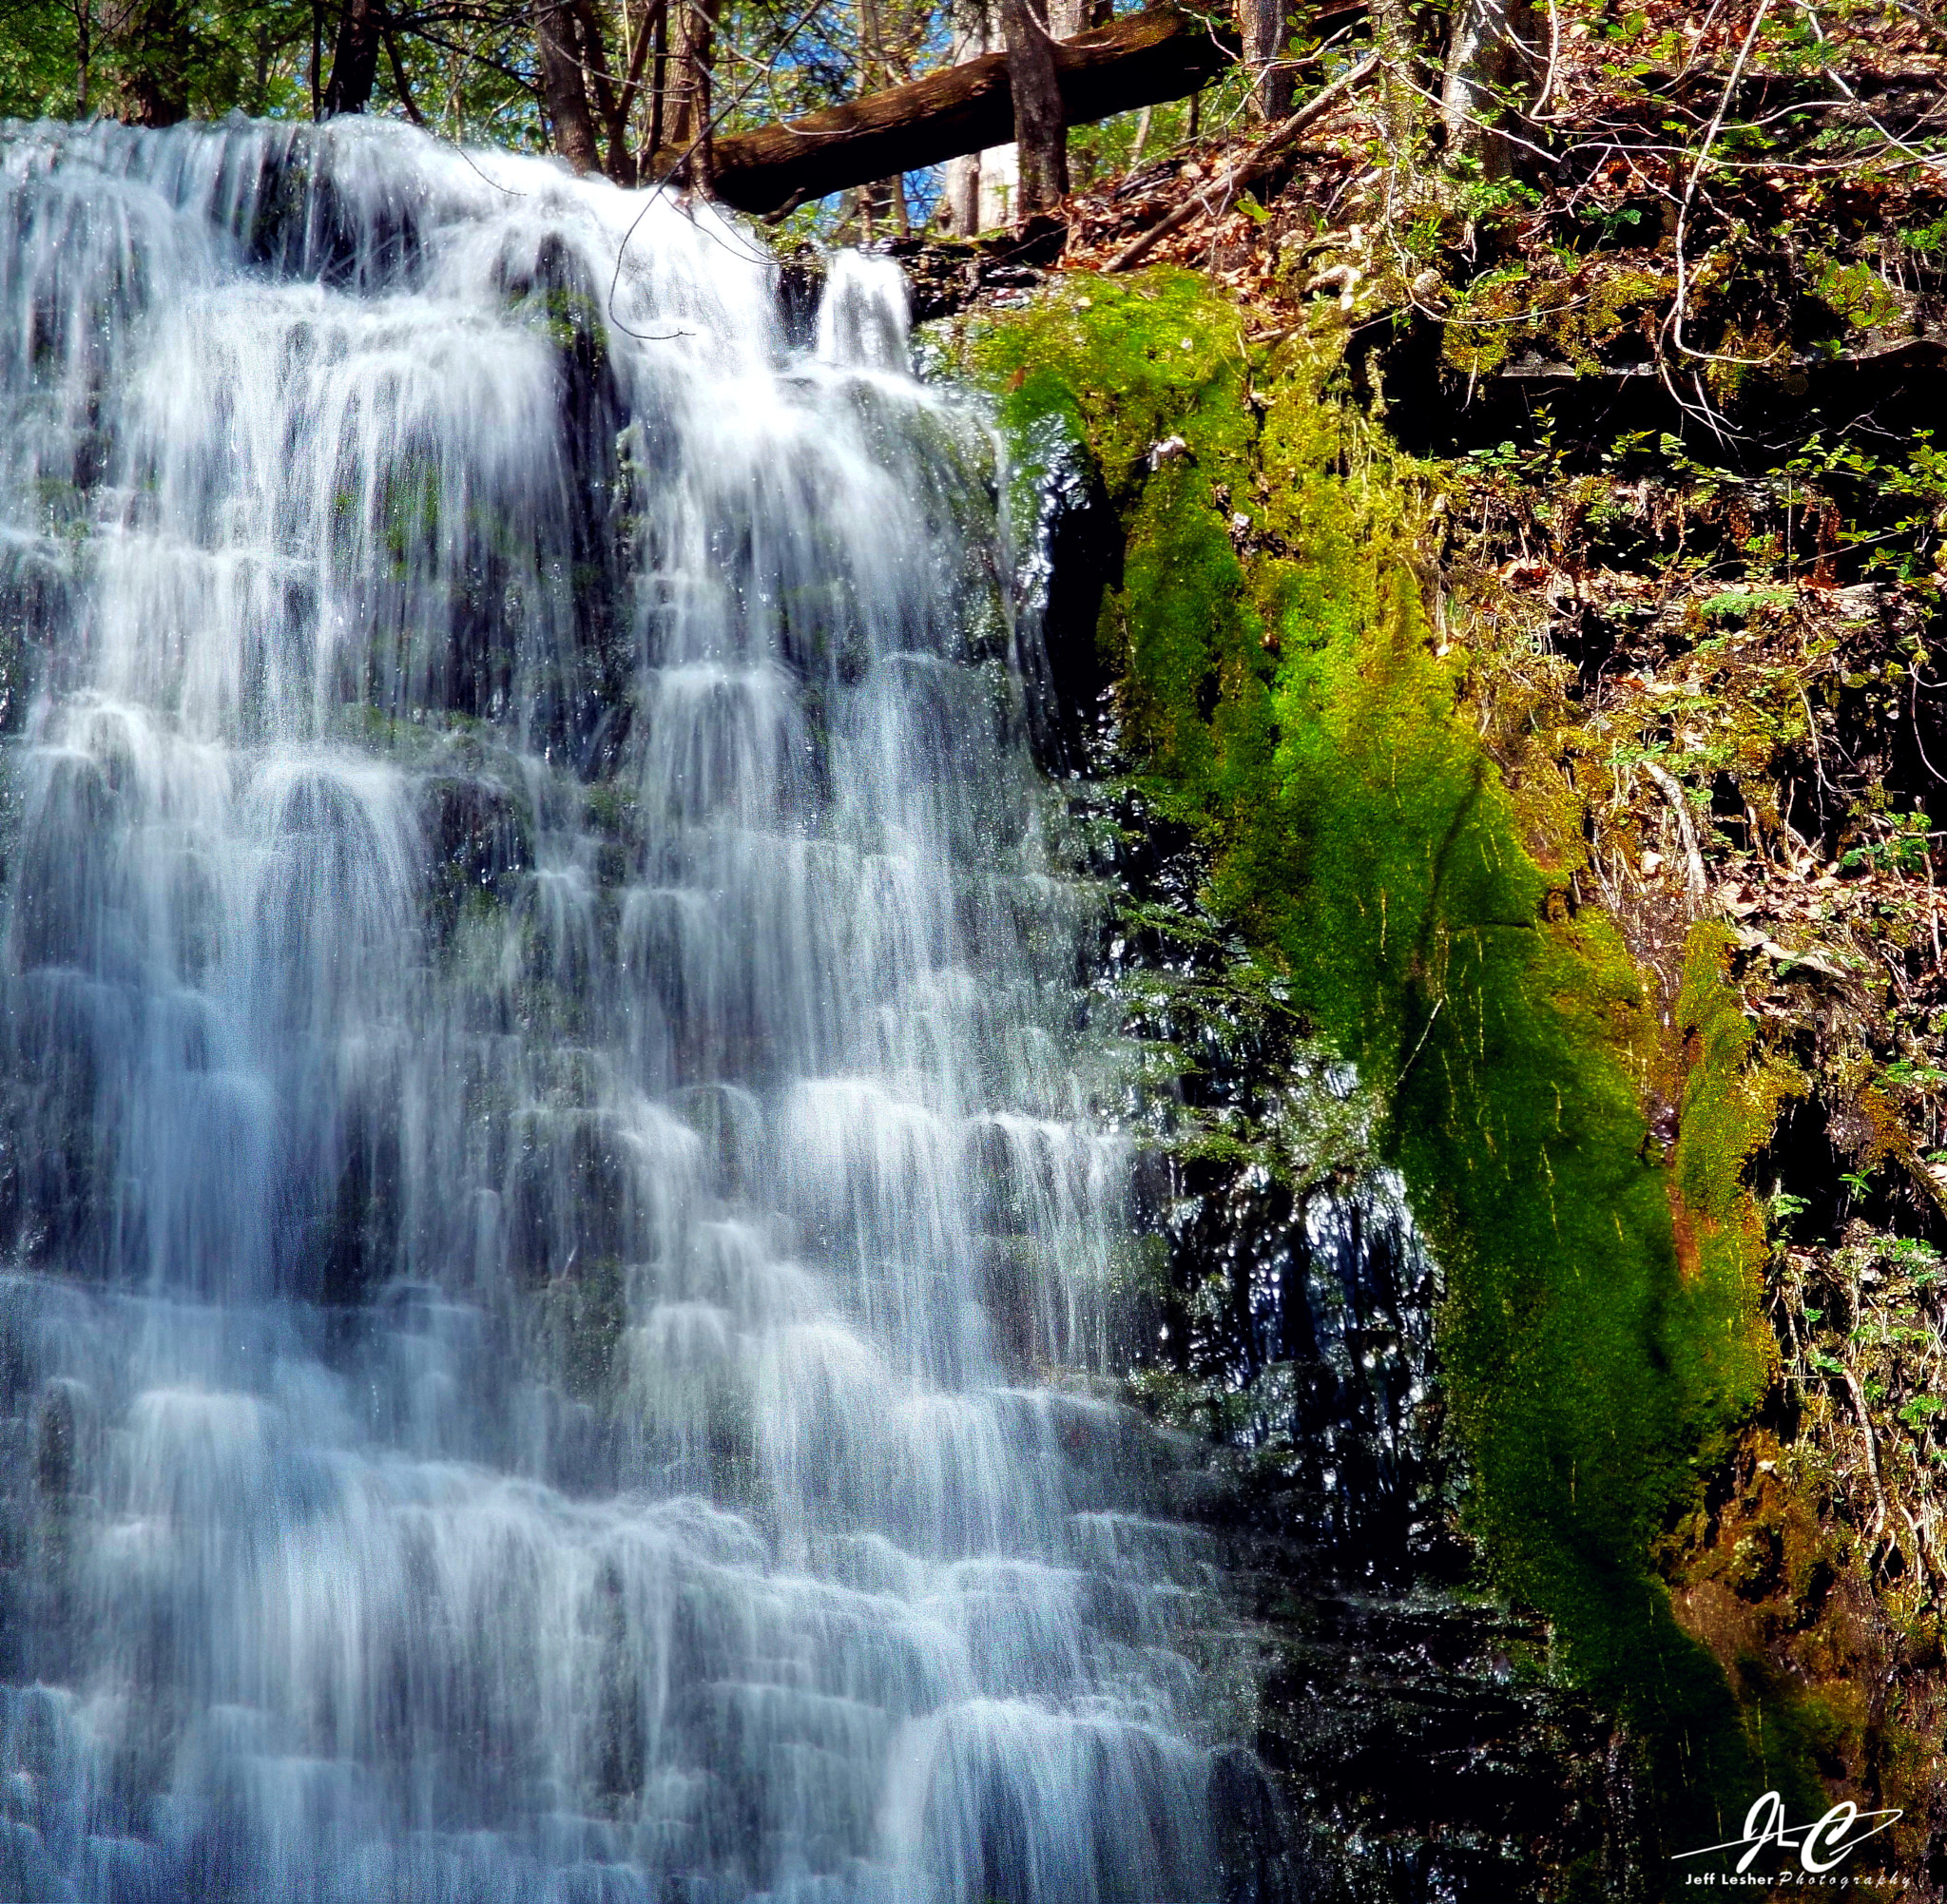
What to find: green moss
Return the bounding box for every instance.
[978,275,1257,505]
[507,283,613,366]
[1700,587,1796,625]
[1110,461,1265,806]
[533,1252,627,1400]
[965,269,1805,1843]
[1438,261,1671,378]
[969,273,1320,826]
[1669,922,1799,1427]
[1264,518,1782,1829]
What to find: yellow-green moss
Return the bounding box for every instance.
[965,269,1805,1845]
[1439,261,1671,378]
[1669,922,1800,1427]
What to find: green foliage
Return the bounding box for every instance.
[1699,587,1793,625]
[0,0,93,119]
[1841,810,1934,875]
[1811,258,1903,333]
[0,0,318,123]
[1783,429,1947,580]
[0,0,547,150]
[1902,210,1947,254]
[1587,204,1643,242]
[966,270,1804,1843]
[1448,156,1541,224]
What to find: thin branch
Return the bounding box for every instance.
[382,19,429,122]
[395,26,541,93]
[1642,757,1710,903]
[1664,0,1777,373]
[1105,52,1379,274]
[618,0,667,109]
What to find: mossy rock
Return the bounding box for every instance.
[961,268,1816,1845]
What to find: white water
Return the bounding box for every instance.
[0,119,1243,1901]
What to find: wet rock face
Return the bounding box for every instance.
[424,772,532,942]
[229,124,430,290]
[1012,425,1123,779]
[1014,434,1644,1903]
[1102,886,1645,1901]
[1253,1590,1645,1904]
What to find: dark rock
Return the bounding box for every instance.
[1014,424,1122,777]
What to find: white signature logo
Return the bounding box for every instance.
[1673,1791,1901,1875]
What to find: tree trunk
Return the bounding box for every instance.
[1239,0,1292,119]
[1367,0,1419,153]
[668,0,720,184]
[99,0,190,124]
[572,0,635,183]
[941,0,991,235]
[999,0,1067,217]
[70,0,94,116]
[1441,0,1535,177]
[321,0,382,114]
[978,143,1018,225]
[534,0,603,173]
[942,151,982,232]
[858,0,885,85]
[854,0,911,238]
[1045,0,1107,32]
[664,2,1237,215]
[648,2,668,154]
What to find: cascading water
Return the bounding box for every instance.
[0,118,1255,1903]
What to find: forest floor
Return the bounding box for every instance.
[905,8,1947,1888]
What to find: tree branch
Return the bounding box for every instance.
[1104,50,1378,273]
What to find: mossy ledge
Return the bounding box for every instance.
[957,270,1820,1853]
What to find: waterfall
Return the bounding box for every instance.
[0,118,1248,1902]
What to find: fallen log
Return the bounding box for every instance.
[649,3,1240,216]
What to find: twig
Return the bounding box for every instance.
[1641,757,1709,902]
[1926,817,1942,969]
[381,21,427,125]
[1665,0,1777,371]
[1532,0,1561,121]
[1797,679,1839,807]
[1913,656,1947,786]
[1842,1358,1891,1541]
[1103,53,1379,275]
[1795,0,1947,174]
[1396,991,1446,1090]
[1896,1500,1940,1590]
